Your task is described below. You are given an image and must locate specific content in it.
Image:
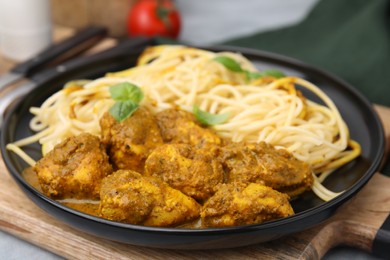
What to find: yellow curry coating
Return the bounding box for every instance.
[155,108,222,147]
[201,182,294,228]
[145,143,224,202]
[99,107,164,172]
[32,105,314,228]
[219,142,313,197]
[33,133,112,199]
[99,170,201,227]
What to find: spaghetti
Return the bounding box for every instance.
[6,45,361,201]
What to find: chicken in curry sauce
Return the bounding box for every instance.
[32,107,313,228]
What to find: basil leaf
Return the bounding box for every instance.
[109,100,139,123]
[193,106,229,126]
[245,69,285,80]
[214,56,285,81]
[245,71,263,80]
[213,56,244,72]
[109,82,143,103]
[261,69,285,78]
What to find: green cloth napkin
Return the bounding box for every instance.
[223,0,390,107]
[222,0,390,174]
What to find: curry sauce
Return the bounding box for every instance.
[23,167,101,216]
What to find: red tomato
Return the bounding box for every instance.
[127,0,181,39]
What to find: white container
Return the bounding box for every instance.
[0,0,52,61]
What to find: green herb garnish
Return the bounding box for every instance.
[213,55,285,80]
[213,56,244,72]
[193,106,230,126]
[245,69,286,80]
[109,82,143,102]
[109,82,144,122]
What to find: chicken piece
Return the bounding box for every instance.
[100,107,163,172]
[34,133,112,199]
[219,142,313,197]
[145,144,224,201]
[201,182,294,227]
[99,170,201,227]
[155,109,222,147]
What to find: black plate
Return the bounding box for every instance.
[0,45,385,249]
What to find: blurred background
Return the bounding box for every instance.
[50,0,318,42]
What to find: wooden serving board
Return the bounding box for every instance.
[0,106,388,259]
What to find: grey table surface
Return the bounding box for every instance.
[0,0,384,259]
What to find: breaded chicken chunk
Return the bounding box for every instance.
[99,170,201,227]
[155,109,222,147]
[219,142,313,197]
[201,182,294,228]
[34,133,112,199]
[99,107,163,172]
[145,143,224,201]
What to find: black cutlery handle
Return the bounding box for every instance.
[11,26,108,76]
[372,214,390,259]
[30,37,154,84]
